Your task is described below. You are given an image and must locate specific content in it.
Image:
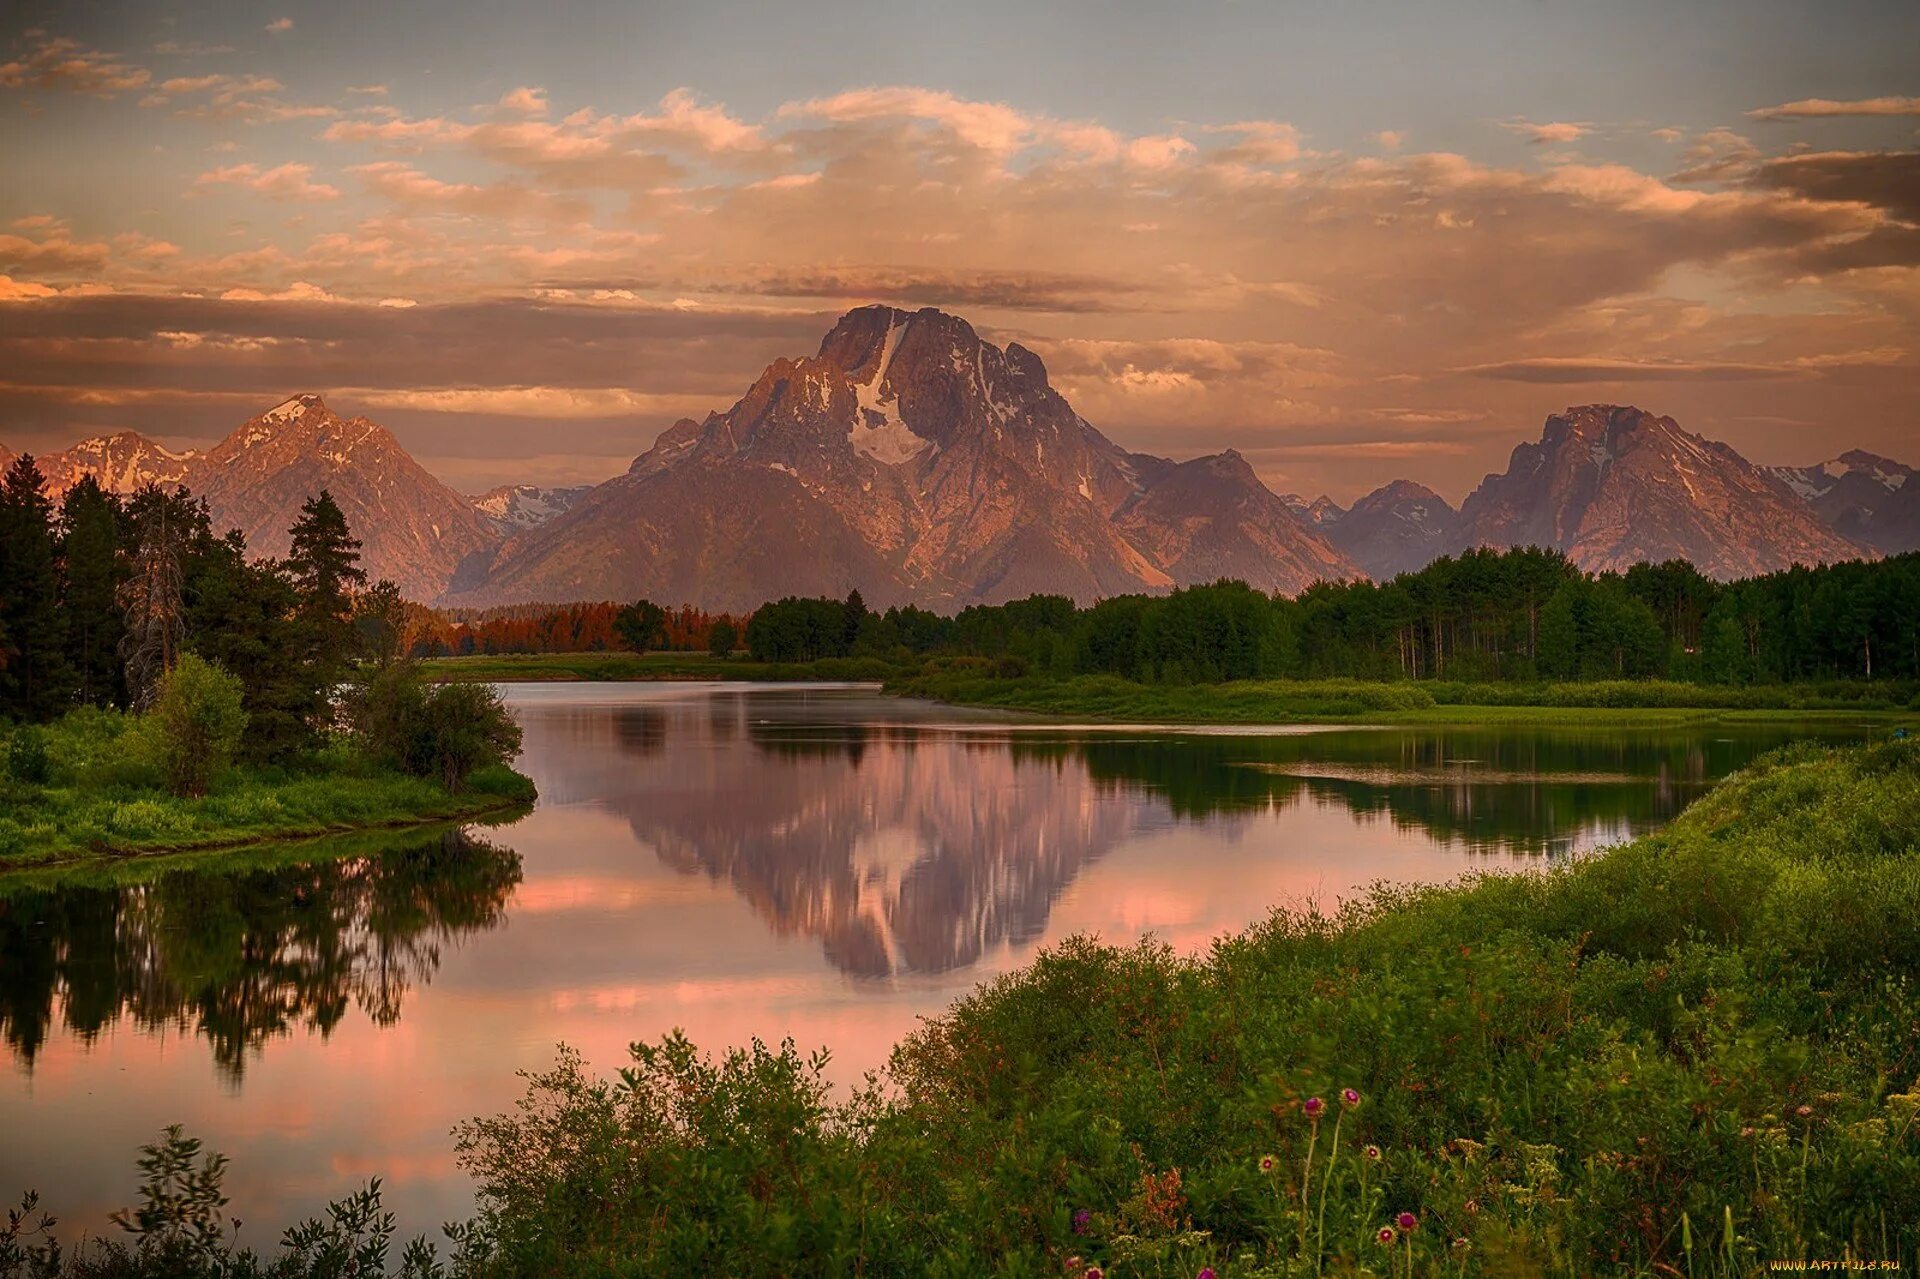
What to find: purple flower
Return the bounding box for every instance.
[1363,1144,1383,1162]
[1377,1225,1397,1244]
[1303,1096,1325,1120]
[1072,1208,1091,1235]
[1197,1270,1217,1279]
[1397,1211,1419,1233]
[1342,1087,1361,1106]
[1257,1153,1279,1174]
[1085,1268,1104,1279]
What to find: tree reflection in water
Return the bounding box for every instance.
[0,828,520,1079]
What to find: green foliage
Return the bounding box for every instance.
[150,654,247,798]
[613,599,667,653]
[0,455,75,721]
[706,616,738,657]
[5,727,49,786]
[286,489,368,685]
[346,664,522,793]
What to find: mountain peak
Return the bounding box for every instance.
[260,393,329,425]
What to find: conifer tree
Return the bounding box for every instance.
[286,490,367,679]
[0,455,75,720]
[61,476,126,707]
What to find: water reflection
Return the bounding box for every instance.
[0,828,520,1078]
[509,686,1874,979]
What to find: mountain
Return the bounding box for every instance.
[1767,450,1920,556]
[1323,479,1461,579]
[471,483,593,534]
[1457,404,1864,578]
[36,431,198,500]
[1282,494,1346,528]
[449,306,1359,610]
[189,395,501,600]
[1113,450,1358,592]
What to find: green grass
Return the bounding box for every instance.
[0,710,535,867]
[887,669,1919,727]
[444,736,1920,1277]
[421,650,905,683]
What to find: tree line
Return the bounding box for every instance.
[0,454,518,795]
[740,548,1920,685]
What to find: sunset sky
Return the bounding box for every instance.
[1,0,1916,501]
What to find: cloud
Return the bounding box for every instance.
[196,162,342,201]
[1506,120,1589,145]
[1750,96,1920,121]
[0,34,149,96]
[265,18,294,33]
[497,86,549,116]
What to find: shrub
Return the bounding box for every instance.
[149,654,247,798]
[706,617,738,658]
[348,663,522,793]
[5,726,49,785]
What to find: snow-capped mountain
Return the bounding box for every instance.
[445,305,1360,610]
[35,432,199,499]
[1457,405,1864,578]
[470,483,593,534]
[1766,450,1920,555]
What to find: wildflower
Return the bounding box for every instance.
[1452,1237,1470,1251]
[1363,1144,1383,1162]
[1072,1209,1091,1235]
[1197,1270,1217,1279]
[1086,1268,1104,1279]
[1377,1225,1397,1244]
[1303,1096,1325,1120]
[1796,1104,1813,1120]
[1257,1153,1279,1174]
[1342,1087,1361,1106]
[1397,1211,1419,1233]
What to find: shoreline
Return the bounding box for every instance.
[0,777,536,872]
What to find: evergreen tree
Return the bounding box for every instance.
[118,484,193,709]
[60,476,126,707]
[614,599,667,653]
[0,455,75,720]
[285,490,367,679]
[188,532,313,759]
[841,589,868,653]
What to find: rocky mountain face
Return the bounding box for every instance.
[1282,493,1346,528]
[6,396,499,600]
[1767,450,1920,556]
[1321,480,1461,579]
[189,395,501,599]
[1456,405,1864,579]
[470,483,594,534]
[35,432,198,500]
[449,306,1360,610]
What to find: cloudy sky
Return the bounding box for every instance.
[2,0,1916,500]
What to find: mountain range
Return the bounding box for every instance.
[2,305,1909,605]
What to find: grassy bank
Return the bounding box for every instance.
[421,651,902,683]
[887,668,1919,725]
[0,709,535,867]
[436,735,1920,1276]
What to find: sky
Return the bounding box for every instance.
[0,0,1916,501]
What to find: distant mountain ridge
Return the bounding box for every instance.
[1,311,1905,604]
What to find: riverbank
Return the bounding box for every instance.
[421,651,898,683]
[441,734,1920,1275]
[888,668,1920,726]
[0,763,534,868]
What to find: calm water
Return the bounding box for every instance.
[0,683,1884,1243]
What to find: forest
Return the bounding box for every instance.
[740,548,1920,686]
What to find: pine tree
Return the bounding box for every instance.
[286,490,367,679]
[0,455,75,720]
[61,476,126,707]
[118,484,192,709]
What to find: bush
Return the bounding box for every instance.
[348,664,523,793]
[150,654,248,799]
[5,726,49,785]
[707,617,738,658]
